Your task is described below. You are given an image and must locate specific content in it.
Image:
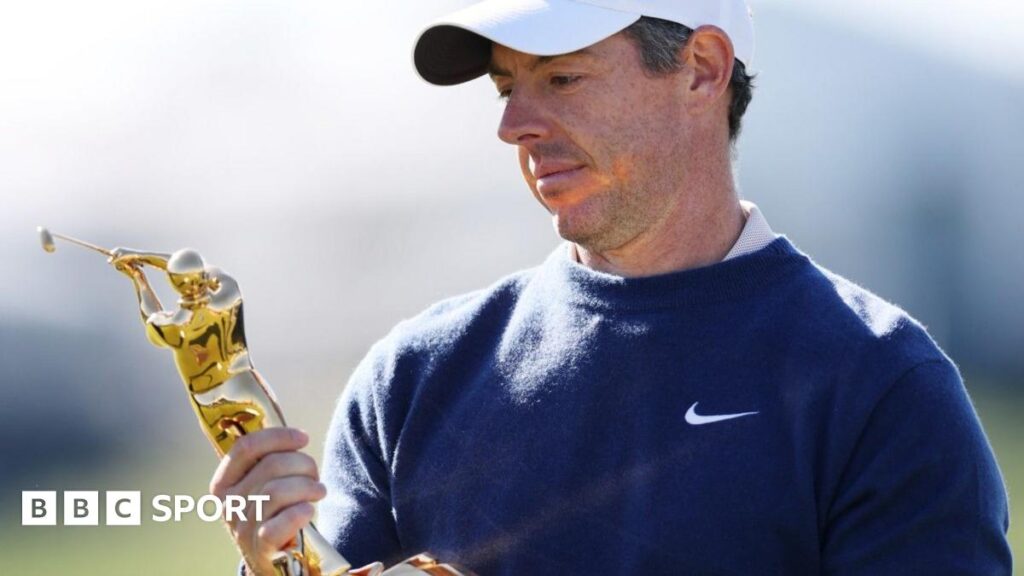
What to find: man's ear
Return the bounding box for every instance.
[680,25,734,113]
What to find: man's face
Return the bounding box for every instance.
[489,33,693,252]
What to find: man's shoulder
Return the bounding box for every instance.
[396,267,536,345]
[776,252,953,385]
[352,265,539,379]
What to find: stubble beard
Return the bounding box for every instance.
[553,182,649,255]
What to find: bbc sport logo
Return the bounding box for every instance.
[22,491,269,526]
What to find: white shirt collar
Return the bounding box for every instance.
[722,200,779,261]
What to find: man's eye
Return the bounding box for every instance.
[497,89,512,102]
[551,75,582,88]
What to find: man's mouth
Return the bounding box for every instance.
[537,166,585,188]
[533,161,587,196]
[533,161,583,180]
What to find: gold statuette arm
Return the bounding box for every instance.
[113,259,165,320]
[110,247,173,269]
[207,266,241,310]
[130,264,165,317]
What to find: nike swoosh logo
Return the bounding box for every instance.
[685,402,759,425]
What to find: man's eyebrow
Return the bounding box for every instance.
[487,48,594,78]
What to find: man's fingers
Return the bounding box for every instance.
[206,428,322,574]
[253,451,320,484]
[260,476,327,520]
[210,428,309,497]
[256,502,316,551]
[222,451,320,511]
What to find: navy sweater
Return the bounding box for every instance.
[319,237,1011,575]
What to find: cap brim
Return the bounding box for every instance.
[414,0,640,86]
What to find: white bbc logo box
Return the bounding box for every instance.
[22,491,141,526]
[63,491,99,525]
[105,491,141,525]
[21,491,56,526]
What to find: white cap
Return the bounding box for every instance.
[414,0,754,86]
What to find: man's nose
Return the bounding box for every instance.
[497,90,550,145]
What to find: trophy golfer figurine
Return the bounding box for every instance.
[38,227,465,576]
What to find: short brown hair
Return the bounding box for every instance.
[623,17,755,142]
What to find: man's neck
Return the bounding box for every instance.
[573,194,747,278]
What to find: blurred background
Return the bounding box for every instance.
[1,0,1021,572]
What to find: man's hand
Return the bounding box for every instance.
[209,428,327,576]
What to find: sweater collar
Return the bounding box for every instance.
[539,235,805,312]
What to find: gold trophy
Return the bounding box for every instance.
[38,227,466,576]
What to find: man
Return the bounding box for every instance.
[211,1,1012,574]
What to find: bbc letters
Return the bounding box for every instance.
[22,491,269,526]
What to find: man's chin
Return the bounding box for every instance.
[552,212,603,250]
[545,190,622,250]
